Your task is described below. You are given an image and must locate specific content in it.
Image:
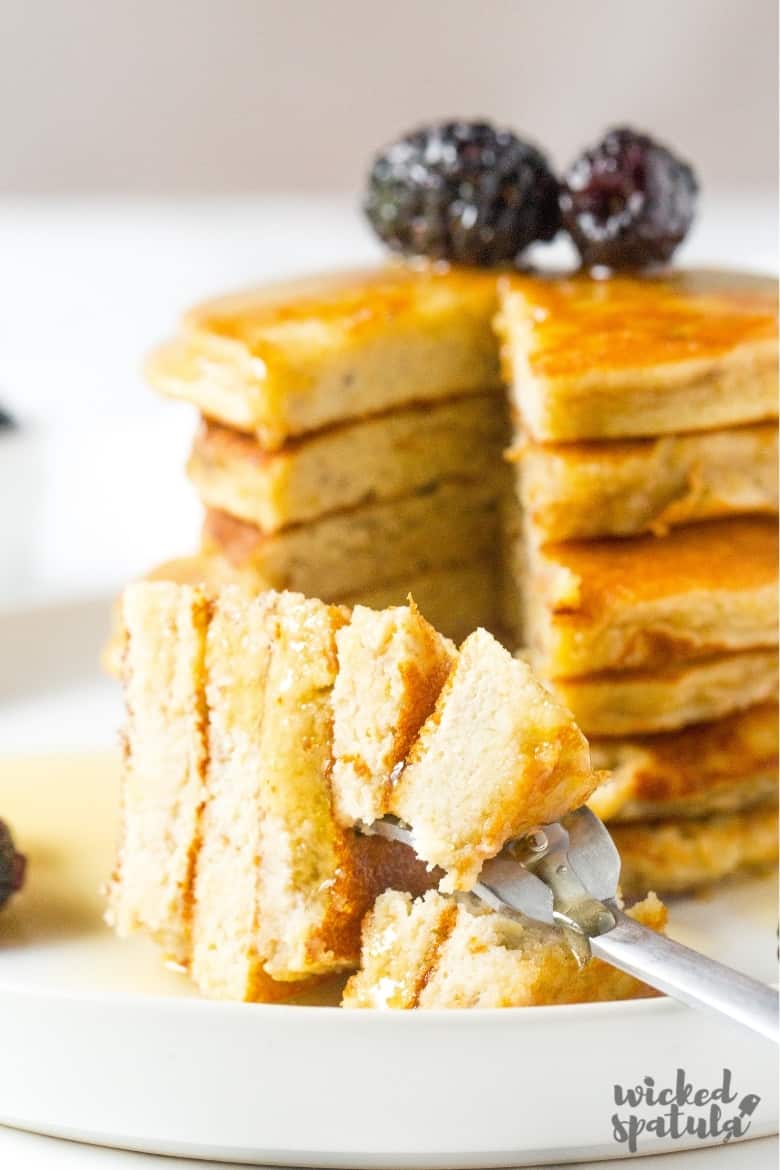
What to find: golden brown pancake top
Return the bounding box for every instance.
[501,268,778,379]
[544,516,778,616]
[183,263,499,349]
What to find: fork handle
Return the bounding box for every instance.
[590,907,779,1043]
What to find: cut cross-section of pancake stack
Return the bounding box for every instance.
[108,582,666,1007]
[116,261,778,902]
[148,267,512,643]
[497,269,779,896]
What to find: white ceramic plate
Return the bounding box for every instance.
[0,597,777,1168]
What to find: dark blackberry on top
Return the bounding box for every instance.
[560,127,698,270]
[364,120,561,267]
[0,818,25,910]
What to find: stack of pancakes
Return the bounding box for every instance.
[128,263,778,897]
[147,268,512,643]
[497,270,779,894]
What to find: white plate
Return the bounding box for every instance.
[0,597,777,1168]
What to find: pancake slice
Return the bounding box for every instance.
[148,265,500,449]
[106,583,209,966]
[202,475,502,601]
[190,589,287,1000]
[548,648,778,737]
[191,588,432,997]
[189,393,507,532]
[514,422,778,543]
[332,611,598,892]
[524,517,778,678]
[343,889,666,1009]
[613,804,779,898]
[588,703,778,823]
[390,628,598,891]
[497,268,778,442]
[331,601,456,825]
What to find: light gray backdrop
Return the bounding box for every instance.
[0,0,776,195]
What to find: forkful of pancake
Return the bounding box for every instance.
[332,597,778,1039]
[109,584,778,1038]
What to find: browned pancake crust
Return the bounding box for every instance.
[544,517,777,614]
[502,269,777,381]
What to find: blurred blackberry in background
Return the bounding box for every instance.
[560,126,698,270]
[0,404,16,430]
[364,120,561,267]
[0,819,26,910]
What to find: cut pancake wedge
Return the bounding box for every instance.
[358,627,598,891]
[497,268,778,442]
[331,608,598,891]
[523,517,778,678]
[331,601,456,826]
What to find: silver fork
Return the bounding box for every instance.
[367,808,779,1042]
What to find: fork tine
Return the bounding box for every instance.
[562,807,621,903]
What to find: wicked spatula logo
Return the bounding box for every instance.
[611,1069,760,1153]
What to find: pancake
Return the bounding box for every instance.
[613,804,779,898]
[513,422,778,543]
[109,583,434,1001]
[547,648,778,737]
[497,268,778,442]
[147,265,500,449]
[334,622,598,891]
[588,703,778,823]
[331,601,456,826]
[343,889,665,1009]
[202,475,502,601]
[523,517,778,678]
[106,582,210,966]
[189,393,508,532]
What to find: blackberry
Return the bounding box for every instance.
[364,120,561,267]
[0,819,25,910]
[560,127,698,270]
[0,404,16,430]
